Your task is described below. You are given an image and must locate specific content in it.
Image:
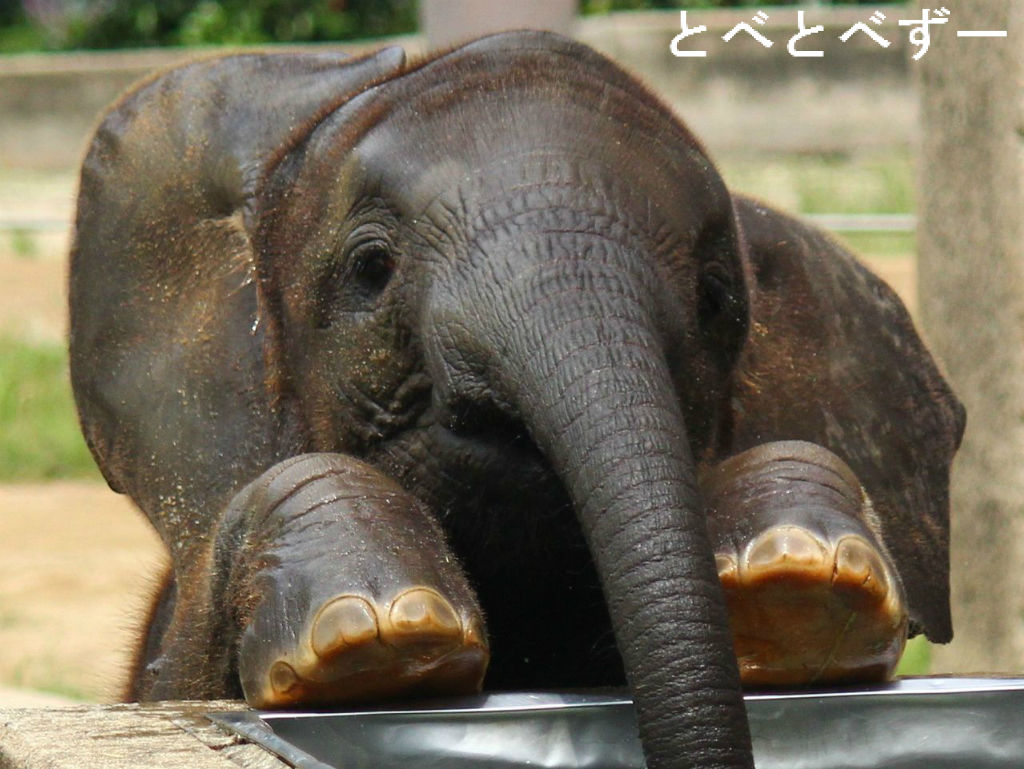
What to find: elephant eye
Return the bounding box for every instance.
[351,241,396,296]
[696,259,747,370]
[697,266,732,327]
[312,239,395,328]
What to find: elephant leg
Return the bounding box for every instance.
[125,566,177,701]
[701,441,908,687]
[231,453,489,708]
[143,453,488,708]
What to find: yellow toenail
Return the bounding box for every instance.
[389,588,461,636]
[746,525,827,570]
[270,660,298,694]
[311,595,379,658]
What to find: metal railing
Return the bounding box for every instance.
[805,213,915,232]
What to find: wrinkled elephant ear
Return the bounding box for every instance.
[69,49,406,555]
[721,195,965,643]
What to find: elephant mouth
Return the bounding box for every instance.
[365,405,559,505]
[426,420,553,488]
[342,374,434,447]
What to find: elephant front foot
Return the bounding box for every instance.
[223,454,489,709]
[244,586,488,709]
[702,441,908,687]
[716,523,906,687]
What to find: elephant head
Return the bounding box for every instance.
[71,32,753,768]
[69,31,962,769]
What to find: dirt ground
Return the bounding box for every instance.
[0,243,68,342]
[1,171,168,705]
[0,483,167,704]
[0,171,916,706]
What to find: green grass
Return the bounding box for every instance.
[0,22,47,53]
[0,336,99,481]
[718,150,917,268]
[840,231,916,260]
[896,635,932,677]
[6,656,90,701]
[0,608,23,630]
[718,149,915,216]
[7,230,40,260]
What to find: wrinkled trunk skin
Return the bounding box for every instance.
[426,255,752,769]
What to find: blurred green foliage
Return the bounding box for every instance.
[717,149,914,216]
[895,635,932,676]
[581,0,881,10]
[0,335,99,481]
[1,0,897,52]
[0,0,22,25]
[0,0,416,51]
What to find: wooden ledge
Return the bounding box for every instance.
[0,701,287,769]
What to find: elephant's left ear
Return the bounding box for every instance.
[70,48,406,544]
[721,195,964,644]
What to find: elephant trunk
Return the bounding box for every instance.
[427,257,753,769]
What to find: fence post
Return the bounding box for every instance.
[917,0,1024,672]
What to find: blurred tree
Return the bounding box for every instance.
[0,0,46,49]
[76,0,417,47]
[1,0,897,51]
[0,0,24,25]
[5,0,416,49]
[580,0,885,10]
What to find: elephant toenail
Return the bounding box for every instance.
[746,525,827,571]
[715,553,738,582]
[311,595,379,658]
[835,536,888,590]
[270,660,298,694]
[463,616,487,647]
[388,588,461,639]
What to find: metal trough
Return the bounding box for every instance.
[211,677,1024,769]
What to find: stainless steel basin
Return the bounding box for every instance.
[211,677,1024,769]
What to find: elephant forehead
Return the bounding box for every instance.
[281,36,719,213]
[389,151,705,238]
[355,97,706,197]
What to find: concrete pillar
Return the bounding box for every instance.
[917,0,1024,673]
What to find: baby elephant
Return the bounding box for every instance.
[68,32,963,769]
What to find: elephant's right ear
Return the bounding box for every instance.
[69,49,405,548]
[79,47,406,234]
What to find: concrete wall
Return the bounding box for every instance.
[0,7,914,172]
[419,0,576,49]
[0,38,423,172]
